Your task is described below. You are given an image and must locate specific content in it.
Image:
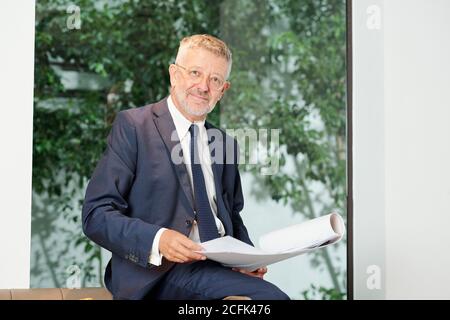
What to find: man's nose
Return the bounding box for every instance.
[196,74,210,92]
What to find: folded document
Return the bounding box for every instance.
[197,212,345,271]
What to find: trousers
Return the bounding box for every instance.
[144,260,290,300]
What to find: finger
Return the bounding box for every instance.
[232,268,257,276]
[170,251,190,263]
[240,269,254,275]
[174,242,206,261]
[165,253,186,264]
[246,271,263,278]
[231,268,246,274]
[166,244,192,263]
[251,269,266,278]
[178,241,206,260]
[182,239,204,252]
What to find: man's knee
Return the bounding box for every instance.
[265,287,290,300]
[249,281,290,300]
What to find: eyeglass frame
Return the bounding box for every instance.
[174,63,228,91]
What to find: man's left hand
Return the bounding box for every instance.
[231,266,268,279]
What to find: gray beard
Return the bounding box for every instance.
[176,90,216,117]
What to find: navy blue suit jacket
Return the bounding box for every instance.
[82,97,253,299]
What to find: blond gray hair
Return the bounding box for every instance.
[175,34,232,79]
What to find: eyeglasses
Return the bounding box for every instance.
[175,64,227,91]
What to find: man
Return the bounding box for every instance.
[82,34,289,300]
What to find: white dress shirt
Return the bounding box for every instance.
[148,95,226,266]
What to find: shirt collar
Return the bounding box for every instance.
[167,95,206,142]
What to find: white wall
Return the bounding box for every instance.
[352,0,386,299]
[0,0,35,288]
[384,0,450,299]
[353,0,450,299]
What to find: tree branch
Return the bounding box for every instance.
[295,158,342,293]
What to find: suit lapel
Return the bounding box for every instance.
[152,99,195,214]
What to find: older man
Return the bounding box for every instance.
[82,34,289,300]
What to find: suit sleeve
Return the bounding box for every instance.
[230,140,254,247]
[82,111,160,268]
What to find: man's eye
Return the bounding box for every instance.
[211,77,223,85]
[190,70,200,77]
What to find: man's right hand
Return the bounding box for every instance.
[159,229,207,263]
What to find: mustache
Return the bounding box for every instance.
[187,89,210,100]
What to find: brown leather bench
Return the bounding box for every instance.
[0,288,250,300]
[0,288,112,300]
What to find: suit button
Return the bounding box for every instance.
[185,219,192,227]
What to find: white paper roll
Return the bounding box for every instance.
[258,212,345,253]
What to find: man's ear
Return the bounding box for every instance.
[168,64,177,87]
[222,81,231,94]
[218,82,230,101]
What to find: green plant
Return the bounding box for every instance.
[302,284,346,300]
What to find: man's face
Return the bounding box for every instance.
[169,48,230,121]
